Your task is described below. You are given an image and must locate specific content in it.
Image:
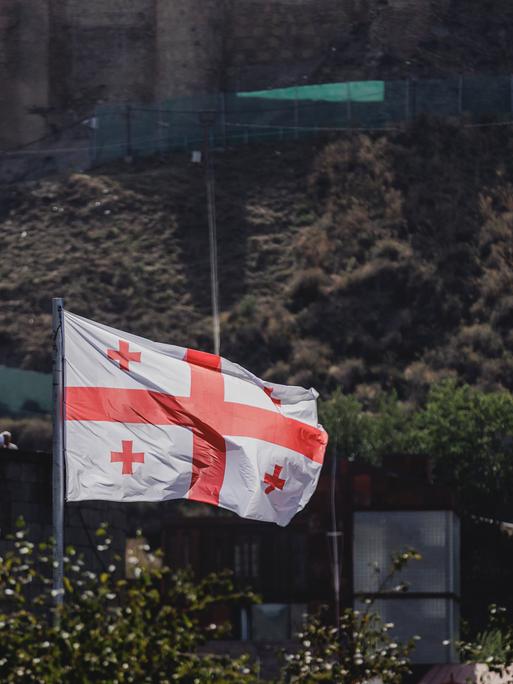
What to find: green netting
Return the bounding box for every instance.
[92,75,513,165]
[0,366,52,416]
[237,81,385,102]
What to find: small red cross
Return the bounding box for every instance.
[264,386,281,407]
[111,440,145,475]
[264,464,286,494]
[107,340,141,372]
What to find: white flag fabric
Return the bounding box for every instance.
[63,311,328,526]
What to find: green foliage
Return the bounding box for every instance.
[319,389,370,460]
[280,551,420,683]
[0,524,257,683]
[320,379,513,518]
[410,380,513,517]
[319,388,412,463]
[459,605,513,672]
[280,610,414,684]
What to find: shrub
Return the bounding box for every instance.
[0,523,257,683]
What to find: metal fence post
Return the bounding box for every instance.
[221,92,227,148]
[125,104,133,161]
[294,92,299,140]
[347,82,352,126]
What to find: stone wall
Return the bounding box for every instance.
[370,0,450,60]
[0,450,127,573]
[49,0,155,113]
[156,0,222,100]
[0,0,49,148]
[223,0,353,90]
[0,0,448,150]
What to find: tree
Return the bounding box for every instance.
[411,379,513,518]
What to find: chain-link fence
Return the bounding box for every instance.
[93,75,513,165]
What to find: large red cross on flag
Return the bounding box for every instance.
[63,311,328,526]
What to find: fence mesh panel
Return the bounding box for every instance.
[91,75,513,165]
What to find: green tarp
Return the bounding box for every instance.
[237,81,385,102]
[0,365,52,415]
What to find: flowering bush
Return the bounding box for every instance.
[280,549,421,683]
[281,609,416,684]
[0,521,257,683]
[458,604,513,673]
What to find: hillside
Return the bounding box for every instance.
[2,118,513,409]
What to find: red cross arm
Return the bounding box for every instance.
[65,387,327,463]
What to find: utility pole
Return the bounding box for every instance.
[329,451,342,630]
[199,110,220,355]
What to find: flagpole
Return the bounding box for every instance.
[52,297,65,615]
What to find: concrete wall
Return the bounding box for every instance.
[0,450,127,573]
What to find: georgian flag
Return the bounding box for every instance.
[63,311,328,526]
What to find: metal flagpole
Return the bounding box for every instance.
[52,297,65,616]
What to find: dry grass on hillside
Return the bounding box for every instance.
[3,121,513,404]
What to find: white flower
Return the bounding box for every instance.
[106,593,116,600]
[19,547,29,555]
[4,589,14,596]
[442,640,451,646]
[303,640,311,648]
[108,565,116,573]
[41,641,50,649]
